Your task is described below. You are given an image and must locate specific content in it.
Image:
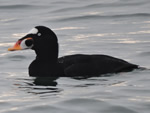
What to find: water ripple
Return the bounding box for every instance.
[51,1,147,13]
[85,1,147,8]
[0,4,34,9]
[53,13,150,22]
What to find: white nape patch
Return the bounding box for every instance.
[28,28,38,34]
[37,33,41,36]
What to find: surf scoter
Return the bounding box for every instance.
[8,26,139,77]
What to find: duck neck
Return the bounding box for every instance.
[35,43,59,63]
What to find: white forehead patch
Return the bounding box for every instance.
[28,28,38,34]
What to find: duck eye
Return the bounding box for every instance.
[25,39,33,47]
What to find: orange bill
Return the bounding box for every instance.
[8,40,22,51]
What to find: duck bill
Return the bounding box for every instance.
[8,40,22,51]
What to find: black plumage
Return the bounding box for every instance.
[8,26,139,77]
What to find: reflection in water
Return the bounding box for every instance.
[16,76,59,86]
[33,77,58,86]
[16,77,62,96]
[14,72,144,98]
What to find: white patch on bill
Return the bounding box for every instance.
[20,39,33,49]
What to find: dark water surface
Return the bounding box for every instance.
[1,0,150,113]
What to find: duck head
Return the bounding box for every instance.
[8,26,59,61]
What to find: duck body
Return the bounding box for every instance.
[8,26,139,77]
[59,54,138,77]
[29,54,138,77]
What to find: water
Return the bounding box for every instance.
[1,0,150,113]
